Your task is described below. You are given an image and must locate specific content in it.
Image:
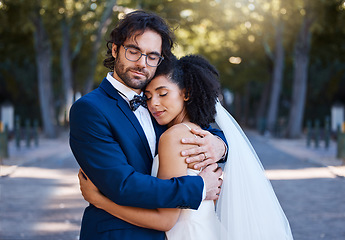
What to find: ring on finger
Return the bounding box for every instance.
[203,152,208,159]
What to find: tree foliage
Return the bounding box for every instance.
[0,0,344,137]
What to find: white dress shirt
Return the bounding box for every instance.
[106,72,156,157]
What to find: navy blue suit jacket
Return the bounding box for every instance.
[70,78,226,240]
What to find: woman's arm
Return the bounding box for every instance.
[79,125,192,231]
[79,169,179,231]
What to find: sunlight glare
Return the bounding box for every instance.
[229,56,242,64]
[248,35,255,42]
[248,3,255,11]
[90,3,97,10]
[180,9,193,18]
[244,21,252,28]
[118,12,125,20]
[209,1,217,7]
[75,2,82,11]
[265,167,337,180]
[90,35,96,42]
[300,8,306,16]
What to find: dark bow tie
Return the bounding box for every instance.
[129,95,147,111]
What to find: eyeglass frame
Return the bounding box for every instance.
[122,45,164,67]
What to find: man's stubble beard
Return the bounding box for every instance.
[114,56,153,90]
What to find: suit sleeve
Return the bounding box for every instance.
[70,98,203,210]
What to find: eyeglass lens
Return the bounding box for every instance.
[124,46,162,67]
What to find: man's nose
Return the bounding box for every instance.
[136,55,147,68]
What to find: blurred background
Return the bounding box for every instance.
[1,1,345,239]
[1,0,345,140]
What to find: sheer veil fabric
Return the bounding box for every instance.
[215,101,294,240]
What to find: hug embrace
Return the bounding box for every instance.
[69,10,293,240]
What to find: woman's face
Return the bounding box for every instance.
[144,75,188,128]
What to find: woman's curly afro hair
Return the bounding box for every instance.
[154,54,220,128]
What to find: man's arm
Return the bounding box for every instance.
[70,98,203,209]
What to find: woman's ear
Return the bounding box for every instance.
[112,43,117,58]
[183,89,190,101]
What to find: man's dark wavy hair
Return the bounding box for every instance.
[154,55,220,128]
[103,10,175,70]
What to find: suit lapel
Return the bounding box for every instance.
[99,79,153,161]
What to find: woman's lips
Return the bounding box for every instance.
[153,111,164,118]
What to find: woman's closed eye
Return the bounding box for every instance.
[145,96,151,101]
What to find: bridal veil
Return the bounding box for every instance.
[215,101,294,240]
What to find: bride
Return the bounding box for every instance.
[79,54,294,240]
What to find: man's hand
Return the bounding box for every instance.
[181,128,226,169]
[199,163,223,200]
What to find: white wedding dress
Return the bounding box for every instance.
[151,155,221,240]
[151,102,294,240]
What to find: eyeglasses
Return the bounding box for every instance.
[122,45,164,67]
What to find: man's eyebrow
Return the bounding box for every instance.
[125,44,161,56]
[125,44,140,50]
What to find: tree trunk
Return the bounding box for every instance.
[60,18,74,124]
[256,79,271,134]
[266,21,285,133]
[234,93,243,124]
[243,82,251,126]
[286,14,313,138]
[83,0,117,94]
[32,13,56,138]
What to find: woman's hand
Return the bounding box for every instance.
[180,128,226,169]
[78,169,105,208]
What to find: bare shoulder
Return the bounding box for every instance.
[159,122,200,147]
[157,123,200,178]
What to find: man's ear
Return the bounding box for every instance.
[112,43,117,58]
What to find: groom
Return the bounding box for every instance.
[70,10,226,240]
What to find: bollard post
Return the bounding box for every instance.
[25,119,31,148]
[4,124,9,157]
[324,116,330,149]
[337,124,345,159]
[15,115,21,149]
[314,119,320,149]
[306,120,312,147]
[33,119,39,147]
[0,122,3,164]
[0,122,9,163]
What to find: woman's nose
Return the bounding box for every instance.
[151,96,160,106]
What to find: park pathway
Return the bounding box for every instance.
[0,131,344,239]
[248,132,345,240]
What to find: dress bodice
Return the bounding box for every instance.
[151,155,221,240]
